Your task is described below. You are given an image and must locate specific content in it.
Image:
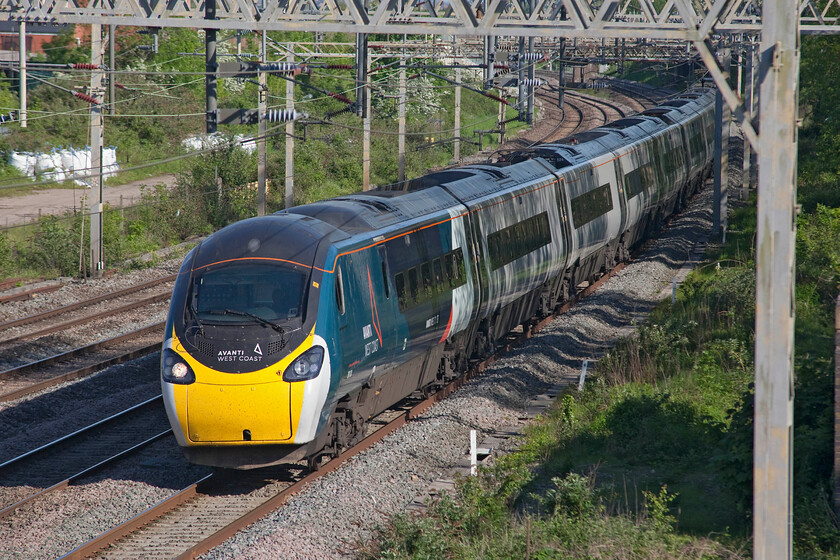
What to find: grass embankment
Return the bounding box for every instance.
[356,197,840,559]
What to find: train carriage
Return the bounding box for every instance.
[161,86,717,469]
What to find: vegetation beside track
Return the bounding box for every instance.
[0,29,524,280]
[356,36,840,560]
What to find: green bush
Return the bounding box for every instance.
[23,216,79,276]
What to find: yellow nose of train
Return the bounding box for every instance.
[161,327,331,448]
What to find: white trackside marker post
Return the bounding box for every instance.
[470,429,477,476]
[578,360,589,391]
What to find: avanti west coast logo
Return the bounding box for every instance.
[217,344,264,362]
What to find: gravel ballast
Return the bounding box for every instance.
[199,181,717,560]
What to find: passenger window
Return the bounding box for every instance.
[395,272,406,311]
[433,258,444,291]
[408,268,420,304]
[455,251,466,285]
[447,253,458,287]
[421,262,433,299]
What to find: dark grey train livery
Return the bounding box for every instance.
[160,87,716,469]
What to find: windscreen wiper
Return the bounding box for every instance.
[208,308,286,335]
[188,300,205,335]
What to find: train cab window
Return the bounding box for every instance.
[396,272,407,311]
[407,268,420,305]
[421,262,433,300]
[570,184,614,228]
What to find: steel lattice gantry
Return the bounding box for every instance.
[0,0,836,35]
[2,1,838,560]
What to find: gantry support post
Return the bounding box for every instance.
[257,31,267,216]
[518,36,525,116]
[109,24,116,116]
[355,34,368,118]
[363,41,371,190]
[284,48,295,210]
[743,36,758,195]
[712,46,730,237]
[484,35,495,87]
[205,0,217,134]
[453,65,461,163]
[398,58,406,182]
[89,23,104,277]
[558,38,565,110]
[527,36,535,125]
[753,3,799,559]
[18,21,26,128]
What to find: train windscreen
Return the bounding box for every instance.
[191,263,307,324]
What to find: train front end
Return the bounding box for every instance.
[160,214,335,469]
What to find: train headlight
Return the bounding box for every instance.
[283,346,324,382]
[162,348,196,384]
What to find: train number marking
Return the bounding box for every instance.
[425,315,440,329]
[365,339,380,356]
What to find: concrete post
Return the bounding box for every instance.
[18,21,26,128]
[398,59,406,182]
[753,4,799,558]
[89,24,104,277]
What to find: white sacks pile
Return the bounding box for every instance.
[181,132,257,155]
[8,146,119,186]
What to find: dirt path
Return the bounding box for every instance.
[0,175,177,229]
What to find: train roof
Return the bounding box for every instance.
[286,186,462,235]
[194,213,334,269]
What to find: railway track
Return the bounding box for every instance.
[490,79,632,159]
[0,397,171,520]
[0,273,175,344]
[0,273,176,402]
[57,259,627,560]
[0,321,164,402]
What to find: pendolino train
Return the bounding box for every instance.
[161,86,716,469]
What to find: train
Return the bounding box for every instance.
[160,86,717,469]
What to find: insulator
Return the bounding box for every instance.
[517,53,547,62]
[369,65,385,73]
[74,92,99,105]
[520,79,544,87]
[408,73,421,80]
[71,63,101,70]
[484,92,510,106]
[326,64,353,70]
[494,64,510,71]
[328,92,353,105]
[260,62,303,75]
[0,111,18,124]
[114,82,128,90]
[266,108,306,123]
[325,104,354,120]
